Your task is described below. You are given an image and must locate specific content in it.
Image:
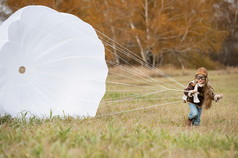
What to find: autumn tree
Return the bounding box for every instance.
[212,0,238,66]
[6,0,230,68]
[139,0,227,68]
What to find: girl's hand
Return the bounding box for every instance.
[188,90,198,97]
[189,90,197,94]
[214,94,223,102]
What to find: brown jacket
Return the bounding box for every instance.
[184,81,205,107]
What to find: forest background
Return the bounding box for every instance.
[0,0,238,69]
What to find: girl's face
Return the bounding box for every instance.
[195,75,206,84]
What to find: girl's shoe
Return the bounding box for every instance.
[186,118,193,126]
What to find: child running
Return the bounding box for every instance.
[183,67,223,126]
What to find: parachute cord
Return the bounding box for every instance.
[101,96,181,106]
[102,89,185,104]
[104,45,170,89]
[96,29,185,88]
[101,89,174,106]
[106,60,166,89]
[105,47,178,90]
[96,100,181,118]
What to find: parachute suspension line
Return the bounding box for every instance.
[104,46,175,90]
[106,80,161,89]
[101,41,184,91]
[106,60,165,89]
[106,59,178,90]
[96,32,184,117]
[98,34,146,64]
[106,59,170,90]
[96,100,181,118]
[96,29,185,88]
[106,89,162,92]
[102,87,190,105]
[97,30,183,86]
[102,89,169,103]
[106,60,162,87]
[101,96,181,105]
[101,95,181,106]
[100,38,184,107]
[101,89,181,106]
[102,38,185,89]
[96,30,148,64]
[107,71,161,89]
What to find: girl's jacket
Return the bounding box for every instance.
[183,81,215,107]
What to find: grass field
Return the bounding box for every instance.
[0,67,238,158]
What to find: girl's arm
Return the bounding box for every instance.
[207,84,223,102]
[184,82,196,97]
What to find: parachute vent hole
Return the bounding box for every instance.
[19,66,26,74]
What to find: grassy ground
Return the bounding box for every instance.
[0,67,238,158]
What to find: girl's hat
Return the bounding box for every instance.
[196,67,208,77]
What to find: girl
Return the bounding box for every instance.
[183,67,223,126]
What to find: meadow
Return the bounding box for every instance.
[0,67,237,158]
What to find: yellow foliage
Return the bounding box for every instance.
[6,0,229,67]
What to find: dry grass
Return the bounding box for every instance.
[0,67,238,158]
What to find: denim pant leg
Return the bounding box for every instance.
[193,107,202,126]
[188,103,199,125]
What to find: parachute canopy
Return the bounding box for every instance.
[0,5,108,117]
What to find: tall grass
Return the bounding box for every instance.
[0,68,237,158]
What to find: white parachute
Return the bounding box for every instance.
[0,6,108,118]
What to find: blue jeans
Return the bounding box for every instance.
[188,103,202,126]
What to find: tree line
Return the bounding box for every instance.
[5,0,238,68]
